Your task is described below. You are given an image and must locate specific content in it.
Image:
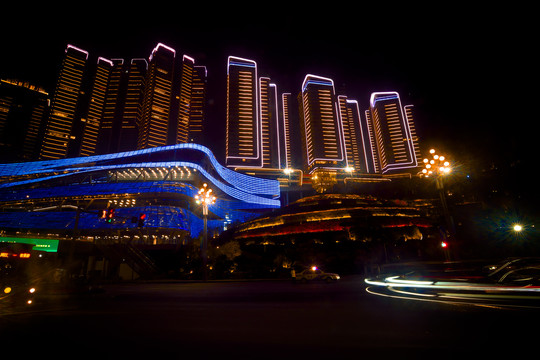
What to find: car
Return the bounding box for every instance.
[293,266,340,283]
[485,257,540,286]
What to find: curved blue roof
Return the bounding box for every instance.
[0,143,281,207]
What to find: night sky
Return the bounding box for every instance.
[1,4,534,169]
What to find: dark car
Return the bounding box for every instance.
[293,266,340,283]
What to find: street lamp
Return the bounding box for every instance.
[421,148,454,259]
[195,183,216,279]
[421,148,451,178]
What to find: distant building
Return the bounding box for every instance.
[298,74,346,174]
[137,43,176,149]
[79,57,115,156]
[117,59,148,152]
[187,65,207,144]
[337,96,375,174]
[0,79,49,161]
[40,44,88,160]
[281,93,293,170]
[226,56,261,168]
[79,57,148,156]
[259,78,282,168]
[367,92,420,174]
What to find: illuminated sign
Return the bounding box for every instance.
[0,237,59,252]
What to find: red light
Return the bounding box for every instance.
[441,241,448,248]
[139,214,146,220]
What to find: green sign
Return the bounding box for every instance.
[0,237,59,252]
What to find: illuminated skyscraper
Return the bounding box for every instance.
[226,56,260,168]
[337,96,374,174]
[0,79,49,161]
[259,77,282,168]
[40,44,88,160]
[137,43,176,149]
[80,57,148,156]
[281,93,292,169]
[298,74,345,174]
[118,58,147,152]
[367,91,419,174]
[188,65,207,144]
[79,57,114,156]
[404,104,422,163]
[364,109,379,173]
[176,55,195,144]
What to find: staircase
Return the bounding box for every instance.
[95,241,160,280]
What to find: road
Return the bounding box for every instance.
[1,276,539,359]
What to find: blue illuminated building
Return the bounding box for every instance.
[0,144,280,241]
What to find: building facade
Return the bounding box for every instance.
[298,74,346,174]
[367,91,419,174]
[137,43,176,149]
[281,93,293,170]
[40,44,88,160]
[0,79,49,162]
[188,65,207,144]
[226,56,261,168]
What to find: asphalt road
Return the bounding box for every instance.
[2,276,539,359]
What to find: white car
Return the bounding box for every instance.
[294,267,340,283]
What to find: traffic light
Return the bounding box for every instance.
[138,213,146,227]
[107,208,115,223]
[441,241,448,248]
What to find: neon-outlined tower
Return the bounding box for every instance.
[226,56,261,168]
[40,44,88,160]
[337,96,375,174]
[298,74,345,174]
[137,43,176,149]
[367,91,419,173]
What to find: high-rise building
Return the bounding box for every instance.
[176,55,195,144]
[40,44,88,160]
[137,43,176,149]
[79,58,148,156]
[404,104,422,163]
[281,93,292,170]
[298,74,346,174]
[226,56,261,168]
[337,96,375,174]
[79,57,114,156]
[118,58,147,152]
[188,65,207,144]
[259,77,281,168]
[0,79,49,161]
[367,91,419,174]
[364,109,380,173]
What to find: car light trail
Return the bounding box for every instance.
[365,275,540,309]
[365,277,540,293]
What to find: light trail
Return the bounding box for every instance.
[365,276,540,310]
[365,276,540,293]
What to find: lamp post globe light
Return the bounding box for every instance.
[420,149,454,259]
[195,183,216,279]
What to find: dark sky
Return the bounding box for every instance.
[1,4,534,167]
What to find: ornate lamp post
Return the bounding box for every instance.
[195,183,216,279]
[421,149,454,259]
